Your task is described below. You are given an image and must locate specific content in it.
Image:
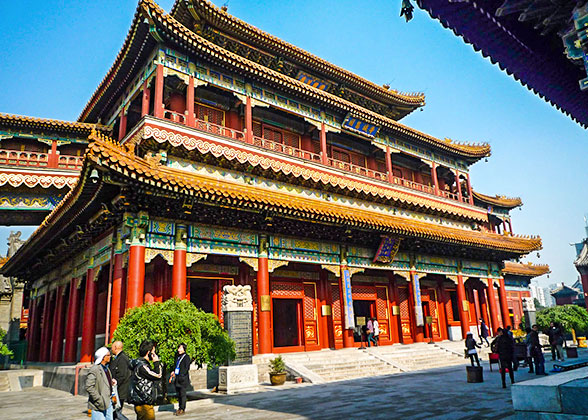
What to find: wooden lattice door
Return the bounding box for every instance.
[423,289,441,340]
[398,286,413,343]
[376,286,391,343]
[330,283,343,349]
[303,283,320,351]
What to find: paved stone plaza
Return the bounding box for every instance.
[0,357,568,420]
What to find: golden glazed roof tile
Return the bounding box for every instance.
[502,261,550,277]
[171,0,425,108]
[0,113,108,136]
[473,190,522,209]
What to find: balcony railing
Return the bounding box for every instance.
[0,149,83,170]
[161,112,465,203]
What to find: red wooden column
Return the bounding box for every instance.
[257,236,271,354]
[320,122,328,165]
[26,297,39,361]
[50,285,66,362]
[64,278,81,362]
[118,108,127,141]
[109,247,124,340]
[186,76,195,126]
[387,273,400,343]
[479,286,490,328]
[153,64,164,119]
[498,277,512,328]
[141,80,151,116]
[455,171,463,202]
[80,268,97,363]
[317,270,330,349]
[385,145,393,183]
[466,173,474,205]
[486,279,500,334]
[245,96,253,143]
[580,269,588,309]
[431,162,439,195]
[48,140,58,167]
[456,274,469,338]
[39,290,55,362]
[172,225,187,300]
[126,214,148,309]
[436,279,449,341]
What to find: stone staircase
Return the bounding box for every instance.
[434,339,493,361]
[367,342,467,372]
[281,348,402,383]
[0,374,10,392]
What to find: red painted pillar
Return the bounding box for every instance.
[486,279,500,334]
[466,173,474,205]
[48,140,58,168]
[154,64,164,119]
[385,145,393,183]
[318,270,330,349]
[245,96,253,143]
[50,285,66,362]
[479,286,490,328]
[455,171,463,202]
[172,225,187,300]
[64,278,81,362]
[118,108,127,141]
[498,277,511,328]
[109,253,124,340]
[388,273,400,343]
[580,270,588,309]
[26,298,39,361]
[456,274,469,338]
[141,80,150,117]
[127,216,147,309]
[431,162,439,195]
[39,290,55,362]
[80,268,97,363]
[257,237,271,354]
[186,76,195,126]
[320,122,328,165]
[436,281,448,341]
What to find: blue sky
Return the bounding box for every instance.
[0,1,585,287]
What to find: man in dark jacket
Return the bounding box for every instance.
[170,343,191,416]
[129,340,162,420]
[110,341,131,420]
[548,322,565,361]
[495,328,515,388]
[530,324,547,375]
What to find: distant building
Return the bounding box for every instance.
[530,283,553,308]
[550,282,585,307]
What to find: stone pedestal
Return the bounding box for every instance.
[218,364,259,394]
[222,285,253,365]
[522,297,536,329]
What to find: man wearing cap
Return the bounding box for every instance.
[86,347,115,420]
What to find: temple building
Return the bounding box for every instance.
[501,261,550,326]
[2,0,544,363]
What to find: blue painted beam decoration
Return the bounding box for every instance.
[342,114,380,138]
[341,268,355,329]
[373,236,402,264]
[295,71,330,91]
[413,273,424,326]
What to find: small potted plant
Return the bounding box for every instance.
[268,355,287,386]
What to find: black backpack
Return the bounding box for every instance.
[128,359,157,406]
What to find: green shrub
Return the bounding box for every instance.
[0,327,12,357]
[269,355,286,374]
[536,305,588,334]
[112,298,234,368]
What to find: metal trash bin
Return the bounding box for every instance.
[466,366,484,383]
[566,347,579,359]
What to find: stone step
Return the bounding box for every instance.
[0,375,11,392]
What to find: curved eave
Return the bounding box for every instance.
[417,0,588,128]
[171,0,425,110]
[0,113,108,138]
[575,241,588,269]
[473,190,522,209]
[502,261,550,278]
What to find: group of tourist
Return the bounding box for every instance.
[362,317,380,347]
[466,319,564,389]
[85,340,191,420]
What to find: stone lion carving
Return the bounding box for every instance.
[522,296,536,312]
[222,285,253,312]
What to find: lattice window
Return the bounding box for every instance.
[253,121,263,137]
[271,281,304,298]
[352,285,376,300]
[376,159,387,173]
[350,152,366,167]
[312,140,321,155]
[398,287,409,319]
[196,103,224,125]
[303,284,316,320]
[331,148,350,163]
[283,131,300,148]
[446,297,454,321]
[331,284,341,319]
[376,287,388,318]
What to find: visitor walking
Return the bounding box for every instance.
[366,318,376,347]
[548,322,565,362]
[129,340,163,420]
[495,328,515,388]
[86,347,115,420]
[506,325,513,338]
[372,318,380,346]
[479,319,490,347]
[524,327,534,373]
[170,343,191,416]
[465,332,481,367]
[529,324,547,375]
[110,341,131,420]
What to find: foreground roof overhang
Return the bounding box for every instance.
[78,0,491,161]
[1,129,541,279]
[473,190,522,209]
[502,261,550,278]
[0,113,108,138]
[416,0,588,128]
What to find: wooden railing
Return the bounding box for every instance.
[0,150,49,167]
[160,113,463,203]
[58,155,84,170]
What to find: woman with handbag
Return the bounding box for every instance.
[170,343,191,416]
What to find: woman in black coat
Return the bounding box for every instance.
[170,343,191,416]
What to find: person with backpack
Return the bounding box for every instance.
[529,324,547,375]
[465,332,481,367]
[129,340,162,420]
[495,328,516,388]
[170,343,191,416]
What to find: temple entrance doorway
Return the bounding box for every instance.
[189,278,214,313]
[272,298,302,350]
[353,300,375,343]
